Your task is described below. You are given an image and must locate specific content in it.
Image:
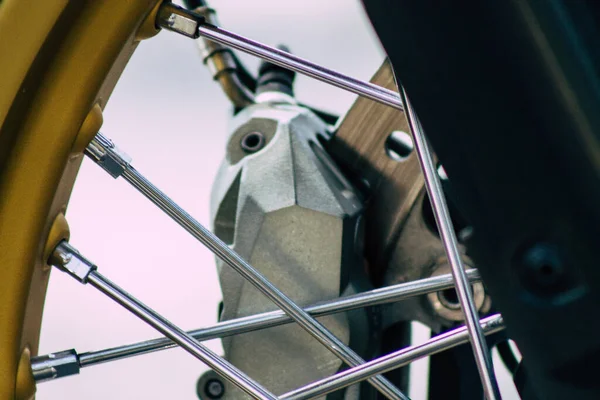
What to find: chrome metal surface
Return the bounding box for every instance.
[281,314,505,400]
[32,270,481,381]
[156,3,403,110]
[398,87,501,400]
[157,2,202,39]
[86,272,275,400]
[30,349,80,383]
[197,24,402,109]
[49,243,276,400]
[51,241,96,283]
[427,262,489,323]
[85,134,407,400]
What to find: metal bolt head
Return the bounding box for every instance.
[205,379,225,399]
[197,370,225,399]
[427,261,490,323]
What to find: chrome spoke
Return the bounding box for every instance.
[155,2,403,110]
[281,314,505,400]
[398,87,501,400]
[48,241,276,400]
[72,6,501,397]
[85,133,408,400]
[196,24,401,109]
[32,270,482,381]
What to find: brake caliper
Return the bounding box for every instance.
[204,60,373,399]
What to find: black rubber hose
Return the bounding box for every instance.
[256,45,296,97]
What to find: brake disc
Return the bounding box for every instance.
[329,62,490,331]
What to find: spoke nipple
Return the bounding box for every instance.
[31,349,81,383]
[57,252,73,267]
[48,241,72,268]
[85,133,131,178]
[157,2,204,39]
[49,241,97,284]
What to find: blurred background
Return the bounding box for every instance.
[36,1,517,399]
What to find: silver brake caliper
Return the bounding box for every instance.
[206,94,368,398]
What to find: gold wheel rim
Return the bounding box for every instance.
[0,1,160,398]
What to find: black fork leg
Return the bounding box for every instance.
[363,1,600,399]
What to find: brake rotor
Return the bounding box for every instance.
[327,61,425,284]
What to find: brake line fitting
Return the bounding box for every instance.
[188,1,255,108]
